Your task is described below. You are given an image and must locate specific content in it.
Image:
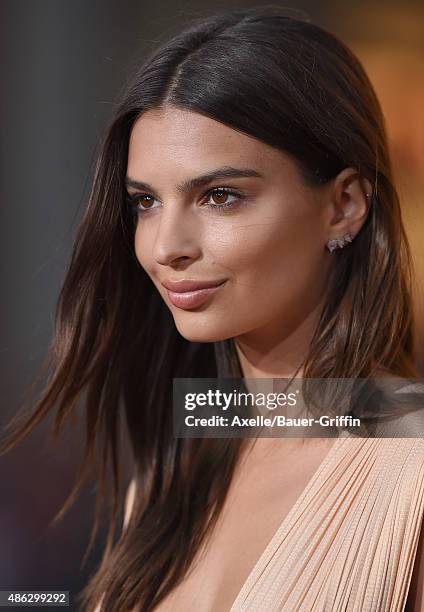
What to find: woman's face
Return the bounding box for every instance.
[126,106,335,345]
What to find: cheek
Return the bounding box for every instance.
[134,222,153,271]
[213,216,327,335]
[214,214,319,291]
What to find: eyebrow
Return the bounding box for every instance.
[125,165,264,194]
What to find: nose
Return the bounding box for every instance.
[151,203,201,267]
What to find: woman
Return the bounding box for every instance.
[1,6,423,611]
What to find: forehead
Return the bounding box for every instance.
[127,106,287,178]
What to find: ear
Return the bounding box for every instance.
[327,168,373,242]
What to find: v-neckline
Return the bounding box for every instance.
[228,435,345,611]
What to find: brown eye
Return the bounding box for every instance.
[137,195,154,208]
[203,187,245,212]
[210,188,230,205]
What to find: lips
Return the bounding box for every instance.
[161,278,226,292]
[161,278,227,309]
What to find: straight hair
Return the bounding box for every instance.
[1,6,419,611]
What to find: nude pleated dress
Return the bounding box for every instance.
[95,422,424,611]
[229,434,424,612]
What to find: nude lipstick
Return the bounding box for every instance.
[161,278,227,310]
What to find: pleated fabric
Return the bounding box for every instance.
[230,436,424,612]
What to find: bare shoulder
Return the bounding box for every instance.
[405,511,424,611]
[123,477,137,531]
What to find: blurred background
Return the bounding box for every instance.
[0,0,423,609]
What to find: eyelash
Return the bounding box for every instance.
[126,187,246,215]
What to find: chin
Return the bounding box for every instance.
[173,317,235,344]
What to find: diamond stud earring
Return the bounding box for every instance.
[326,192,371,252]
[326,232,353,252]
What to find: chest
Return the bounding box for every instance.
[151,439,335,612]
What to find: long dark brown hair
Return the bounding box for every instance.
[0,6,420,611]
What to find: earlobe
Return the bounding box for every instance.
[325,169,372,252]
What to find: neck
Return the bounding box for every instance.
[234,296,325,380]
